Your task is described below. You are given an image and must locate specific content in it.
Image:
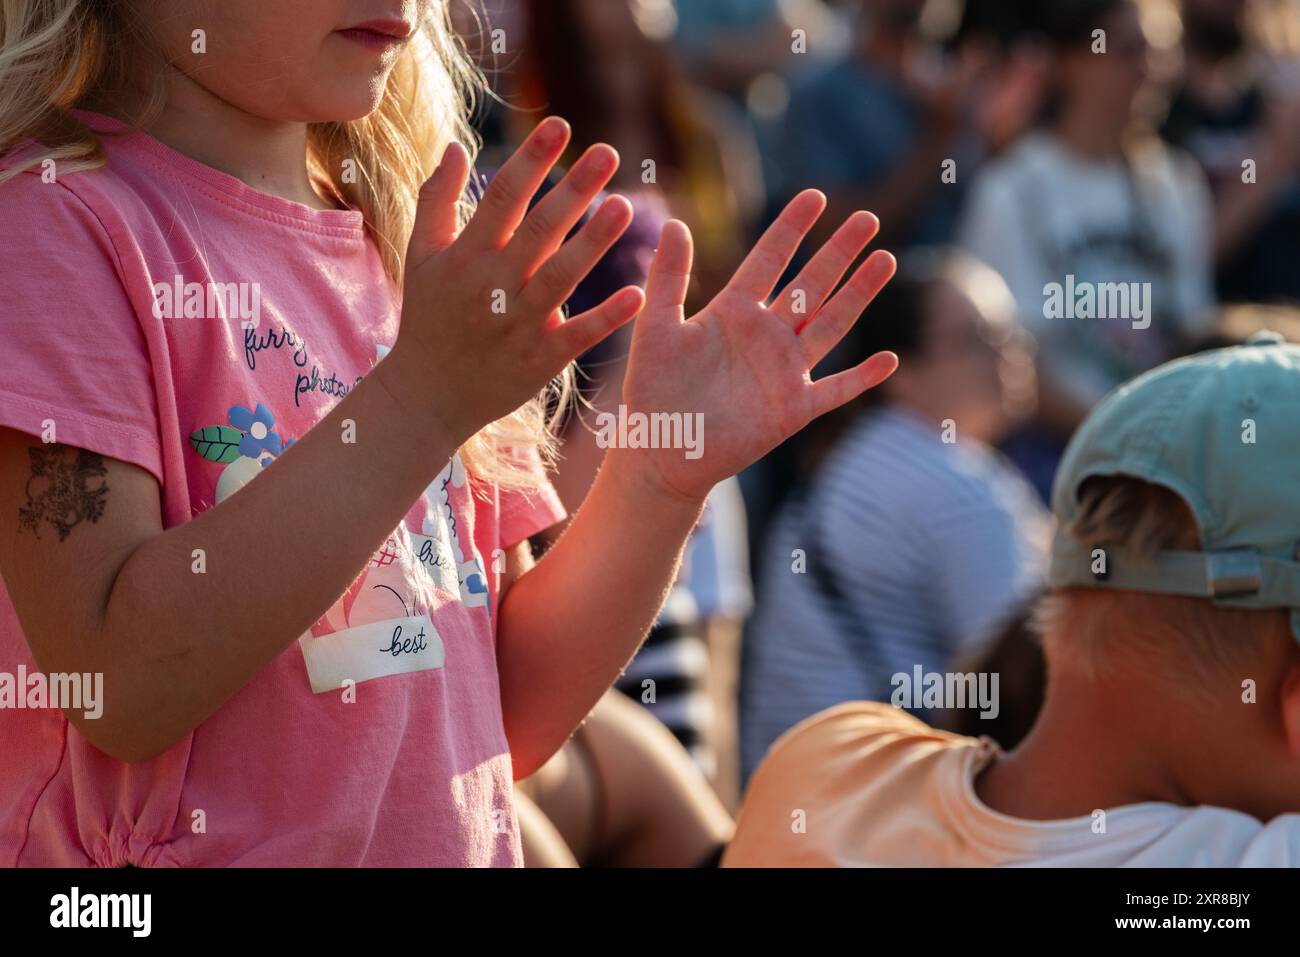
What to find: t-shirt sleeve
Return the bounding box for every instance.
[0,172,162,482]
[724,702,931,867]
[495,445,566,550]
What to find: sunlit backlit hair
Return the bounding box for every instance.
[0,0,571,490]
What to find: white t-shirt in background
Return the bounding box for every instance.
[959,132,1215,407]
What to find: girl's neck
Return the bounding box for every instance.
[104,72,337,211]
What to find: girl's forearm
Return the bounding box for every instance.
[93,345,459,761]
[496,451,707,777]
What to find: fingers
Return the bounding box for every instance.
[408,142,472,263]
[504,144,621,279]
[553,286,645,361]
[809,350,899,420]
[724,189,825,301]
[519,195,634,317]
[642,220,694,322]
[799,249,897,367]
[459,117,572,251]
[771,211,879,328]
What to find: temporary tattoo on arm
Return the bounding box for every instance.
[16,444,110,542]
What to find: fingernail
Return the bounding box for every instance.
[536,117,568,150]
[591,146,617,175]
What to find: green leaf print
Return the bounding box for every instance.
[189,425,244,463]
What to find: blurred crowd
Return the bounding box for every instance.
[452,0,1300,864]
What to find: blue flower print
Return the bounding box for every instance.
[228,403,284,460]
[463,570,488,600]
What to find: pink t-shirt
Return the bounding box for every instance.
[0,113,566,867]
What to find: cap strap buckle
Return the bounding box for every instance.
[1206,548,1263,599]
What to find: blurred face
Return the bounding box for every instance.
[137,0,432,121]
[1060,3,1151,114]
[889,281,1035,443]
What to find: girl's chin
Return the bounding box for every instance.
[293,94,387,124]
[293,71,394,123]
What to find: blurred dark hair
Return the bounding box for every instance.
[519,0,684,178]
[937,599,1047,750]
[1029,0,1139,129]
[956,0,1131,51]
[1043,0,1132,50]
[953,0,1044,49]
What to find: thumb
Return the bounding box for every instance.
[641,219,693,324]
[408,141,471,264]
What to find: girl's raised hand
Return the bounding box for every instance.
[616,190,899,503]
[393,117,644,445]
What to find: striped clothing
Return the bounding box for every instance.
[615,585,711,768]
[740,407,1048,781]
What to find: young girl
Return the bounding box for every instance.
[0,0,897,866]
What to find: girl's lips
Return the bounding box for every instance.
[336,21,413,50]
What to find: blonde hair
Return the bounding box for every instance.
[0,0,569,490]
[1038,476,1289,684]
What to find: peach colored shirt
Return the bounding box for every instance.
[726,702,1300,867]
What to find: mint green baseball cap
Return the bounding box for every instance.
[1048,330,1300,639]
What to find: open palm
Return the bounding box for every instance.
[620,190,899,502]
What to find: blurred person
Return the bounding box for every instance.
[727,333,1300,866]
[939,304,1300,752]
[1162,0,1300,303]
[517,690,734,867]
[671,0,846,97]
[765,0,1040,250]
[739,249,1048,781]
[960,0,1216,502]
[513,0,765,305]
[739,0,1047,562]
